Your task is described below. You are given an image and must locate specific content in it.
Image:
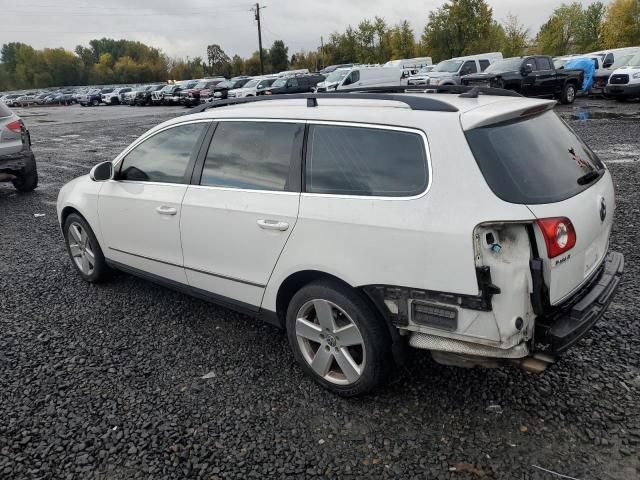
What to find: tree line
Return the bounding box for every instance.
[1,0,639,90]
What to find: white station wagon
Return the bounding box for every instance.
[57,88,623,396]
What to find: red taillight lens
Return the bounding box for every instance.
[5,120,22,133]
[537,217,577,259]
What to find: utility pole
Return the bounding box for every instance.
[253,3,265,75]
[320,36,324,70]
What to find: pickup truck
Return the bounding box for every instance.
[461,55,583,104]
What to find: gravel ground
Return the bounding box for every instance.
[1,100,639,479]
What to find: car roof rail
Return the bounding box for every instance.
[189,92,460,114]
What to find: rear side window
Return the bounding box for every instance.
[465,111,605,204]
[200,121,303,191]
[305,124,428,197]
[119,123,206,183]
[479,60,490,71]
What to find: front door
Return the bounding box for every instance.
[98,121,209,284]
[180,120,304,309]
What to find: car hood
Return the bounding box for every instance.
[611,66,640,76]
[426,71,456,79]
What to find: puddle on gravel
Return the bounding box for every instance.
[568,110,640,121]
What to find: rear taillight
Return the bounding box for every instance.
[5,120,22,133]
[537,217,577,258]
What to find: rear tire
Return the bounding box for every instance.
[560,83,577,104]
[63,213,112,283]
[91,99,99,107]
[12,153,38,193]
[286,279,392,397]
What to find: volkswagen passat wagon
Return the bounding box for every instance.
[57,90,623,396]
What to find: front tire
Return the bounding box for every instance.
[286,280,391,397]
[91,99,99,107]
[560,83,577,104]
[12,153,38,193]
[63,213,112,283]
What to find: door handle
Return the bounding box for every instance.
[156,205,177,216]
[257,219,289,231]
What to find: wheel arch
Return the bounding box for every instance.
[274,269,407,365]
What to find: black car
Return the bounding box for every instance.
[263,74,325,95]
[461,56,583,104]
[210,77,251,101]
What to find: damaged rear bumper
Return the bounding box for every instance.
[0,149,34,173]
[535,251,624,354]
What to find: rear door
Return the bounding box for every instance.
[180,120,304,309]
[465,110,613,305]
[534,57,557,96]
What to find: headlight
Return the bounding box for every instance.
[632,72,640,79]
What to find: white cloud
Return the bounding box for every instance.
[1,0,599,59]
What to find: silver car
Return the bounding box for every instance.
[0,102,38,192]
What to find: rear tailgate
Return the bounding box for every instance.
[463,102,614,306]
[528,172,614,304]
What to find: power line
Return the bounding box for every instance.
[251,3,266,75]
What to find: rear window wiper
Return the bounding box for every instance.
[577,169,602,186]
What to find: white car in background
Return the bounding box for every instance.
[102,87,132,105]
[57,88,623,396]
[227,77,278,98]
[605,53,640,101]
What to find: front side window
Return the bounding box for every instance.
[524,58,537,71]
[200,121,303,191]
[305,124,428,197]
[461,61,478,75]
[118,123,206,183]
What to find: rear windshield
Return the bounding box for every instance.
[0,102,12,117]
[465,111,605,204]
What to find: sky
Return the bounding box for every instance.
[1,0,600,60]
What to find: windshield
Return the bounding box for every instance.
[466,111,604,204]
[434,60,464,73]
[325,70,349,83]
[242,79,260,89]
[194,81,208,89]
[484,57,523,74]
[271,78,287,88]
[416,66,432,74]
[623,52,640,68]
[258,79,275,89]
[160,85,174,92]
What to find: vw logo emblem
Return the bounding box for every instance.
[600,198,607,222]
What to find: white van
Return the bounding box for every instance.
[319,66,404,91]
[422,52,503,86]
[384,57,433,69]
[590,47,640,68]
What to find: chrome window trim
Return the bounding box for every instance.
[302,120,432,201]
[109,118,432,200]
[112,119,213,170]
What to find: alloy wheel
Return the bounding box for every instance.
[295,299,366,385]
[67,222,95,275]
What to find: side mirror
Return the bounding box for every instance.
[522,64,533,75]
[603,61,612,68]
[90,161,113,182]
